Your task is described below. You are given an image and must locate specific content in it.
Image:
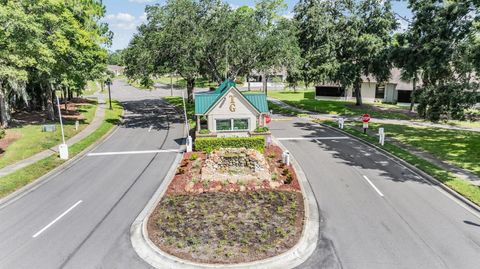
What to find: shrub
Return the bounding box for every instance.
[199,129,210,134]
[0,128,5,140]
[254,126,269,133]
[189,153,198,160]
[284,172,294,184]
[195,136,265,153]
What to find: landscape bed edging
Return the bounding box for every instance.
[130,137,319,269]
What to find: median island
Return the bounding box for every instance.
[147,137,305,264]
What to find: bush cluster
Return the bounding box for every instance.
[0,128,5,140]
[254,126,269,133]
[195,136,265,153]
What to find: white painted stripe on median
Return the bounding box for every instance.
[87,149,180,157]
[32,200,83,238]
[362,175,385,197]
[277,136,350,141]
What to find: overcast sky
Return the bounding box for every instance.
[102,0,411,51]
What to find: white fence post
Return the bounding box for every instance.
[379,127,385,146]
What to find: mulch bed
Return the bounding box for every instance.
[10,98,95,126]
[148,191,304,264]
[149,144,305,264]
[0,132,21,156]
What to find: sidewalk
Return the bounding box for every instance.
[0,100,106,178]
[268,97,480,132]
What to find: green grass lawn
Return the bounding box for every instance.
[268,90,414,120]
[0,101,123,198]
[321,120,480,206]
[0,102,97,169]
[163,96,196,131]
[347,122,480,177]
[83,81,102,96]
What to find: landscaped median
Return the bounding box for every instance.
[319,119,480,207]
[131,136,319,268]
[0,101,123,199]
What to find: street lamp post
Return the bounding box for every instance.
[106,77,112,110]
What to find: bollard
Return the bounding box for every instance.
[282,151,290,166]
[75,120,79,131]
[59,144,69,160]
[338,118,345,129]
[378,127,385,146]
[186,136,193,152]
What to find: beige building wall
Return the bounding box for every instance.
[207,89,259,133]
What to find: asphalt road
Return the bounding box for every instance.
[2,80,480,269]
[268,116,480,269]
[0,80,183,269]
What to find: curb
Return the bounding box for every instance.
[130,136,320,269]
[320,123,480,215]
[0,104,124,209]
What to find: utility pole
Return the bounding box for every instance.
[56,95,68,160]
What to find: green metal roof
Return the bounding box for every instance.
[243,93,269,113]
[194,80,268,115]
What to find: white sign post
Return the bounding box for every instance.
[379,127,385,146]
[282,151,290,166]
[56,96,69,160]
[338,118,345,129]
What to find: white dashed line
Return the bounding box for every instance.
[33,200,83,238]
[362,175,385,197]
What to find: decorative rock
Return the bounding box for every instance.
[239,186,246,192]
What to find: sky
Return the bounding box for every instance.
[102,0,412,51]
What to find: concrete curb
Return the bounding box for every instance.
[130,136,319,269]
[320,123,480,215]
[0,105,123,209]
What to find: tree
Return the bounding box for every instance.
[0,0,111,126]
[406,0,479,121]
[108,50,125,66]
[294,0,397,105]
[124,0,299,101]
[391,33,423,111]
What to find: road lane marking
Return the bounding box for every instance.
[87,149,180,157]
[277,136,350,141]
[32,200,83,238]
[362,175,385,197]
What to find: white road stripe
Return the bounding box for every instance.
[362,175,385,197]
[277,136,350,141]
[32,200,83,238]
[87,149,180,157]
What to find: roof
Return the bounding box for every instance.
[195,80,269,115]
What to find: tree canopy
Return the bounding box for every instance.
[0,0,111,127]
[123,0,300,101]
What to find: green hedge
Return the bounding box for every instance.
[195,136,265,153]
[0,128,4,139]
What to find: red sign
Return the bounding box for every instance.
[265,115,272,124]
[362,114,370,123]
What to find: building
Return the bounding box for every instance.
[194,80,269,137]
[107,65,125,76]
[315,68,418,104]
